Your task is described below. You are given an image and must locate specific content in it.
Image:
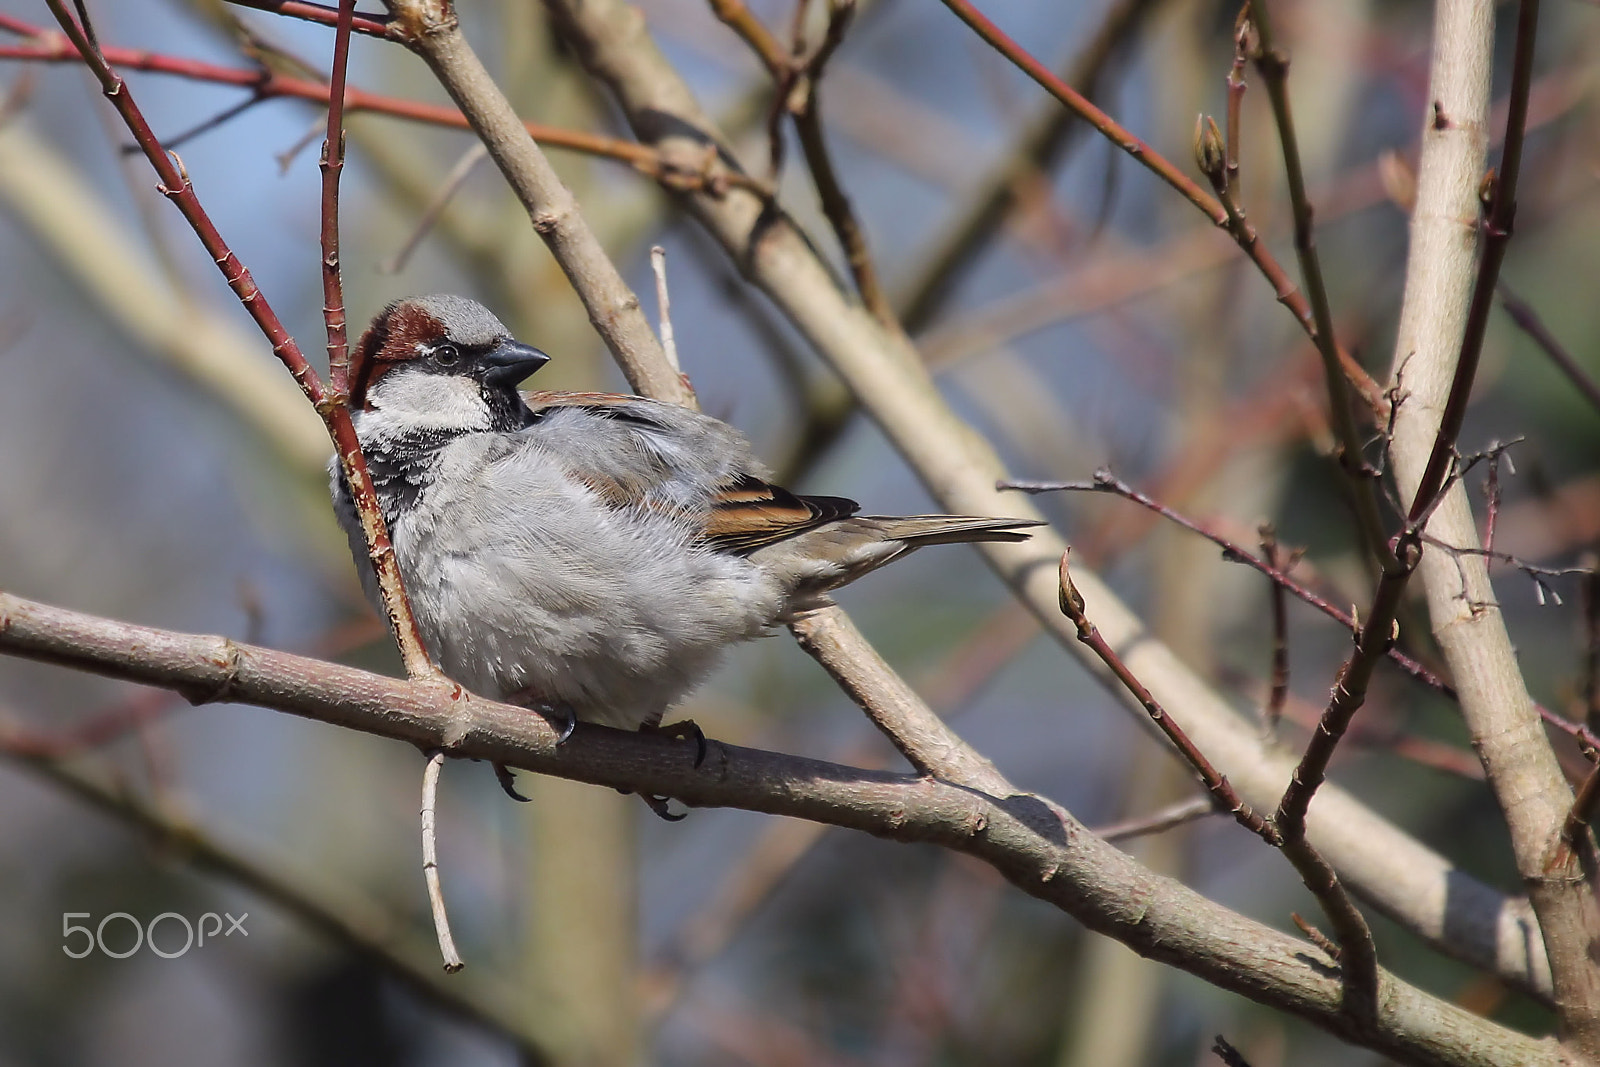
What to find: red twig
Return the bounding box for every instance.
[1056,549,1377,1013]
[0,21,739,191]
[223,0,397,38]
[321,0,354,397]
[937,0,1381,417]
[39,0,435,679]
[1056,552,1278,844]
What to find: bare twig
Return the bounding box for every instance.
[788,0,896,327]
[1005,469,1600,758]
[39,0,437,679]
[1260,524,1291,735]
[379,141,489,274]
[1406,0,1540,526]
[1092,796,1219,843]
[320,0,353,396]
[0,19,743,193]
[650,244,680,374]
[898,0,1162,332]
[1243,0,1389,565]
[1057,552,1277,844]
[1499,284,1600,417]
[420,750,464,973]
[705,0,790,78]
[1060,547,1377,1014]
[223,0,397,38]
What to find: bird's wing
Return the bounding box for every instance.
[700,474,860,553]
[521,391,859,553]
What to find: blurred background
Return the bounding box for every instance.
[1,0,1598,1063]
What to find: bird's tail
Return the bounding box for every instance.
[865,515,1045,547]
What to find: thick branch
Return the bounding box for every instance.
[0,590,1564,1067]
[1381,0,1600,1052]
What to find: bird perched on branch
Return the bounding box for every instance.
[331,294,1040,747]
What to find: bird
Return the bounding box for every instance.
[330,294,1041,758]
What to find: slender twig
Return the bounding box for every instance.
[1223,12,1248,194]
[1584,562,1600,733]
[0,22,744,193]
[789,0,896,326]
[1260,525,1291,736]
[420,751,464,972]
[1004,470,1600,758]
[320,0,354,396]
[1563,762,1600,847]
[1244,1,1389,566]
[379,141,488,273]
[1499,284,1600,417]
[1057,552,1278,843]
[936,0,1374,409]
[705,0,790,78]
[39,0,436,679]
[1406,0,1541,525]
[898,0,1161,332]
[1092,795,1220,843]
[650,245,680,374]
[1057,551,1378,1012]
[223,0,397,37]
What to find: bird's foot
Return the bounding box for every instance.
[643,718,707,768]
[493,761,532,803]
[537,703,578,744]
[503,689,578,746]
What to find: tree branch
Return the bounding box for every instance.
[0,589,1564,1067]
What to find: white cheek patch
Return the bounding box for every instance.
[368,369,493,432]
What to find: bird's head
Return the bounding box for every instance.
[349,295,549,429]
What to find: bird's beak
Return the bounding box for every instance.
[482,340,551,386]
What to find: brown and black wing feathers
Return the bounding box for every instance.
[701,474,860,554]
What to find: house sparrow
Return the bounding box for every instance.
[331,294,1041,742]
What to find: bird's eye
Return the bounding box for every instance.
[434,343,461,367]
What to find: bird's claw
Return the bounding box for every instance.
[543,703,577,745]
[493,761,532,802]
[646,718,707,768]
